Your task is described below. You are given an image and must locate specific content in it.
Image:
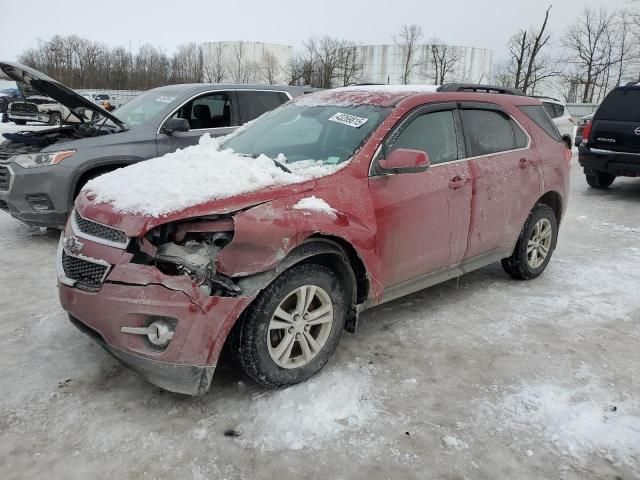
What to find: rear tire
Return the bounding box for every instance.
[502,203,558,280]
[585,172,615,189]
[231,263,347,387]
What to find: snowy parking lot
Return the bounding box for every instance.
[0,124,639,478]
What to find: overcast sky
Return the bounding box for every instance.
[0,0,633,61]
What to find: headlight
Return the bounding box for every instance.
[13,150,76,169]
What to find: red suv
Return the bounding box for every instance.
[58,84,570,395]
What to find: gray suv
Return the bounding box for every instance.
[0,61,315,228]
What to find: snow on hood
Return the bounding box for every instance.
[84,134,344,218]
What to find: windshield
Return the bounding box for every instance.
[223,103,390,165]
[110,89,180,128]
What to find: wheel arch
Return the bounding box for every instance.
[70,158,139,204]
[536,190,563,223]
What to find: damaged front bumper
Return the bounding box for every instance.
[57,233,253,395]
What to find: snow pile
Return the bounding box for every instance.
[488,381,640,469]
[236,364,378,451]
[293,196,337,218]
[83,134,341,217]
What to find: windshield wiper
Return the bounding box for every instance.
[239,153,292,173]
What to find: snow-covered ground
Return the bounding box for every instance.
[0,147,639,479]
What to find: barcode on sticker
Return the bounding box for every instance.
[328,112,369,128]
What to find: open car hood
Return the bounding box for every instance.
[0,61,125,128]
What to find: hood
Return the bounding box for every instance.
[0,61,125,129]
[75,180,316,237]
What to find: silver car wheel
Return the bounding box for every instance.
[267,285,334,369]
[527,218,553,269]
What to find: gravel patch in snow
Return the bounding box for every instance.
[235,364,378,451]
[292,196,337,217]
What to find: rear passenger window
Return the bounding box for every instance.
[237,91,289,122]
[513,120,528,148]
[461,109,516,156]
[519,105,562,142]
[388,110,459,164]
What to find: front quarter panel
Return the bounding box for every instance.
[215,176,383,300]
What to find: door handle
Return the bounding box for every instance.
[519,157,538,169]
[449,176,470,190]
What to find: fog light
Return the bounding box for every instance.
[121,316,176,348]
[26,194,53,211]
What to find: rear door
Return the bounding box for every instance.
[236,90,291,124]
[460,103,542,260]
[589,88,640,154]
[156,90,240,154]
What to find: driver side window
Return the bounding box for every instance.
[388,110,459,165]
[170,92,236,130]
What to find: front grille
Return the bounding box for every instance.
[0,166,10,191]
[62,251,109,290]
[0,151,15,162]
[74,210,127,245]
[10,102,37,114]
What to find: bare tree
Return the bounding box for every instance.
[501,5,556,94]
[203,43,226,83]
[338,41,363,86]
[563,6,615,102]
[171,43,203,83]
[393,24,424,84]
[429,38,461,84]
[261,51,281,85]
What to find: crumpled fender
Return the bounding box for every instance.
[215,179,384,301]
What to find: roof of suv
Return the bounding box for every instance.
[293,84,542,108]
[151,83,320,96]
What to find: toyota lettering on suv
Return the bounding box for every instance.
[57,84,570,395]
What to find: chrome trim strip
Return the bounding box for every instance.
[56,235,76,287]
[589,148,640,157]
[156,88,293,135]
[58,234,113,288]
[71,209,129,250]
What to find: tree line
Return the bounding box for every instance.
[9,4,640,103]
[493,5,640,103]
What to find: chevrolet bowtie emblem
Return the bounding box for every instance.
[63,235,84,255]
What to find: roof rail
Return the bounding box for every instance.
[437,83,526,96]
[624,81,640,87]
[532,95,561,102]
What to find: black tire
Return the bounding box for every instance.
[13,119,27,125]
[48,112,62,126]
[231,263,347,387]
[501,203,558,280]
[585,172,615,189]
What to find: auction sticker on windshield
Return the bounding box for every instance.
[328,112,369,128]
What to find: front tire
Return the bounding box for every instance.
[13,119,27,125]
[502,203,558,280]
[232,263,347,387]
[585,172,615,189]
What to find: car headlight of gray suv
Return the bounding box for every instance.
[12,150,76,168]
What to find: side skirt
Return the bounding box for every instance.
[362,246,513,310]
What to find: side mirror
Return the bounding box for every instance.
[162,118,190,135]
[378,148,430,174]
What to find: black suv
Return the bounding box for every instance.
[578,83,640,189]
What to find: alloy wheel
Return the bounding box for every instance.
[527,218,553,269]
[267,285,334,369]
